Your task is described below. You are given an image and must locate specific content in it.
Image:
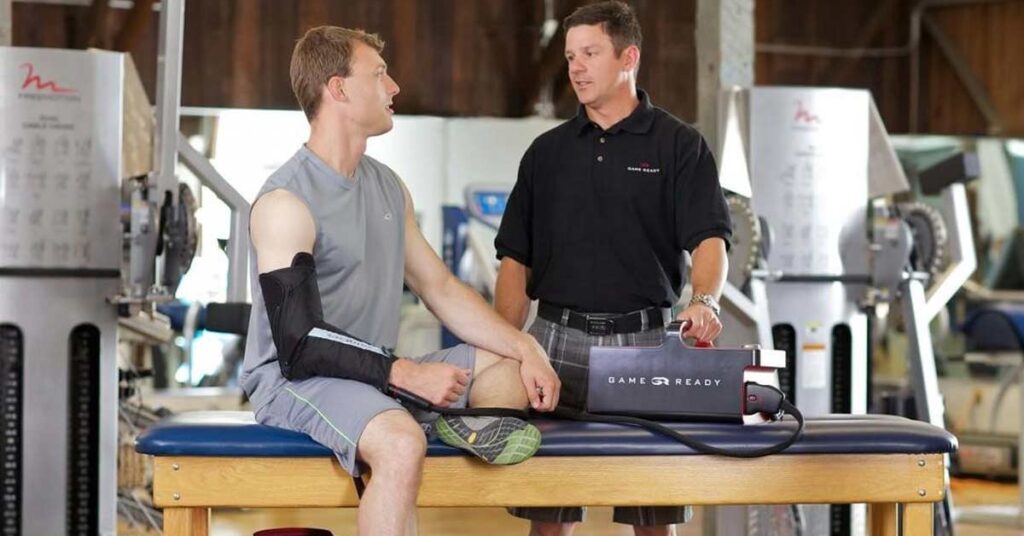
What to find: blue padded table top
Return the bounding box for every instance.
[136,411,956,458]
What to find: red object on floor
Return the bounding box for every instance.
[254,529,333,536]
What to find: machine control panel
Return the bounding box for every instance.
[463,184,511,230]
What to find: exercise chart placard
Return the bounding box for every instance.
[749,87,870,276]
[0,48,123,271]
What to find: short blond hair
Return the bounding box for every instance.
[290,26,385,122]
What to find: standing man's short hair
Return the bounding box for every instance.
[290,26,385,121]
[563,1,643,55]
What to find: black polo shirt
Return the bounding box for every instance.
[495,90,732,313]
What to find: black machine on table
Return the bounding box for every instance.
[397,320,803,458]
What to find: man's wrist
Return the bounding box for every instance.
[388,358,414,388]
[689,293,720,316]
[512,334,543,364]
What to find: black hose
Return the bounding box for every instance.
[547,400,804,458]
[390,383,805,458]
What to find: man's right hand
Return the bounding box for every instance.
[389,359,471,408]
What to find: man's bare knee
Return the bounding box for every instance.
[470,350,529,408]
[472,346,505,376]
[358,409,427,474]
[478,351,520,378]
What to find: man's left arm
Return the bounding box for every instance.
[677,237,727,342]
[674,132,732,343]
[398,181,560,410]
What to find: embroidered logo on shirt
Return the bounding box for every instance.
[626,161,660,174]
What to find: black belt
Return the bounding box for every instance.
[537,302,669,336]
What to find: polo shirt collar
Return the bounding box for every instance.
[574,89,656,136]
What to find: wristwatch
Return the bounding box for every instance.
[689,293,720,317]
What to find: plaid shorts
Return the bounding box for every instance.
[507,316,692,526]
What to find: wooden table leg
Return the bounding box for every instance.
[869,503,898,536]
[901,503,933,536]
[163,507,210,536]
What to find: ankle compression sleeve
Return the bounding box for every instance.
[259,252,395,389]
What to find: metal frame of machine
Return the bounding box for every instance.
[0,47,124,536]
[709,86,976,536]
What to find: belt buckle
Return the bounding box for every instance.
[585,317,614,336]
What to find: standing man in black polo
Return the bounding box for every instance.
[494,2,731,535]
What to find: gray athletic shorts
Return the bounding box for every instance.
[507,317,692,526]
[253,343,476,477]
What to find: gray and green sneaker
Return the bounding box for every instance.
[435,415,541,465]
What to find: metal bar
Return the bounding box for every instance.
[901,275,960,532]
[901,278,944,430]
[899,274,959,534]
[747,278,772,349]
[924,184,976,321]
[176,133,247,225]
[1020,359,1024,521]
[921,12,1003,134]
[225,213,248,302]
[177,132,250,302]
[766,274,873,284]
[0,268,120,278]
[720,281,772,348]
[154,0,184,204]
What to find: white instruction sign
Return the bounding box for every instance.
[0,48,123,270]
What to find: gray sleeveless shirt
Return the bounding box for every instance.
[240,146,406,407]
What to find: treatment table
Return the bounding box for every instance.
[136,411,956,535]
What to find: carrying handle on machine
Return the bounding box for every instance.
[667,320,714,347]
